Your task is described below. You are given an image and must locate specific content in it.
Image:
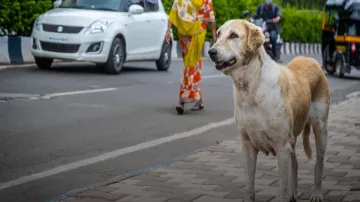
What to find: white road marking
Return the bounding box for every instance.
[0,117,234,190]
[346,91,360,99]
[41,88,117,99]
[67,103,110,109]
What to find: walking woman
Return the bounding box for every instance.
[165,0,217,114]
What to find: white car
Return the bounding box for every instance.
[31,0,172,74]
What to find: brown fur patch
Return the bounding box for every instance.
[243,21,265,55]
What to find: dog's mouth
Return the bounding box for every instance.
[215,58,237,71]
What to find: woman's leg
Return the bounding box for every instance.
[190,60,204,110]
[176,35,191,114]
[176,35,204,112]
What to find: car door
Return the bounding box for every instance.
[125,0,152,57]
[144,0,167,56]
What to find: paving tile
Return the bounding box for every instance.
[194,196,242,202]
[115,195,168,202]
[164,199,190,202]
[185,189,230,198]
[66,199,109,202]
[151,192,202,201]
[75,190,127,201]
[178,183,218,190]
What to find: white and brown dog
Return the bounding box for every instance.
[208,19,330,202]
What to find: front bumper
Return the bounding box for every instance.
[31,30,113,63]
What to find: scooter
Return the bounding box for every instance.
[241,10,283,62]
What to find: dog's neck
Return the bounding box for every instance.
[229,47,266,94]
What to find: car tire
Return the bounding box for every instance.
[104,37,125,75]
[35,57,53,70]
[323,45,335,75]
[156,42,171,71]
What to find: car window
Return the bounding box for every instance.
[145,0,159,12]
[128,0,146,10]
[60,0,124,11]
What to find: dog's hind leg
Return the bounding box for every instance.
[241,132,258,202]
[289,140,298,202]
[309,101,329,202]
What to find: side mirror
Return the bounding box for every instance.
[129,4,144,15]
[53,0,62,8]
[241,10,250,18]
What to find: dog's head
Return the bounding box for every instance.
[208,19,265,74]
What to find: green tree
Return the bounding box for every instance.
[0,0,52,36]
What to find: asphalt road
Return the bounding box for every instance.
[0,54,360,202]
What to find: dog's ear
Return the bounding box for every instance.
[243,20,265,53]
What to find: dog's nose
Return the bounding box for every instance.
[208,48,217,56]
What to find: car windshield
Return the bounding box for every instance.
[60,0,124,11]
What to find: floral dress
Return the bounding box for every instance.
[168,0,215,103]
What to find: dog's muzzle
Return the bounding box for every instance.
[208,48,237,71]
[208,48,218,62]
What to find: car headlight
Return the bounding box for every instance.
[33,17,41,31]
[85,19,114,34]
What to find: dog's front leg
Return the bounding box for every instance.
[241,133,258,202]
[277,141,293,202]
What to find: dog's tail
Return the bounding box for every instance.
[303,122,312,160]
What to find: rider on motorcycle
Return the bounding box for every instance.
[250,0,281,61]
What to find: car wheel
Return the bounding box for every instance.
[323,45,335,75]
[335,56,345,78]
[156,42,171,71]
[104,37,125,75]
[34,57,53,70]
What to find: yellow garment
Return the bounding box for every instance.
[168,0,206,67]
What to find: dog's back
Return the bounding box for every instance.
[281,56,330,159]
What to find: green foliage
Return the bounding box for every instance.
[162,0,322,43]
[0,0,322,43]
[0,0,53,36]
[280,6,322,43]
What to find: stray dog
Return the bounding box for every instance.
[208,19,330,202]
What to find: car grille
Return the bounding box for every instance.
[40,41,80,53]
[42,24,83,34]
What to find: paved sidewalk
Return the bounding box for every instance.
[57,96,360,202]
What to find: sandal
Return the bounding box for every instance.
[191,102,204,111]
[175,102,185,115]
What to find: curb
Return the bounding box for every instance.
[1,36,321,66]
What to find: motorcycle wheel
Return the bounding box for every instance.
[265,47,275,61]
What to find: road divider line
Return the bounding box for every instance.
[0,117,234,190]
[41,88,117,99]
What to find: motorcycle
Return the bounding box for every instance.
[241,10,283,62]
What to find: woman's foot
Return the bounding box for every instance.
[176,102,185,115]
[191,101,204,111]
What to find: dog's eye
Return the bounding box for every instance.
[217,31,221,38]
[229,33,238,39]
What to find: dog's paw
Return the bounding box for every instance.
[310,194,323,202]
[289,194,297,202]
